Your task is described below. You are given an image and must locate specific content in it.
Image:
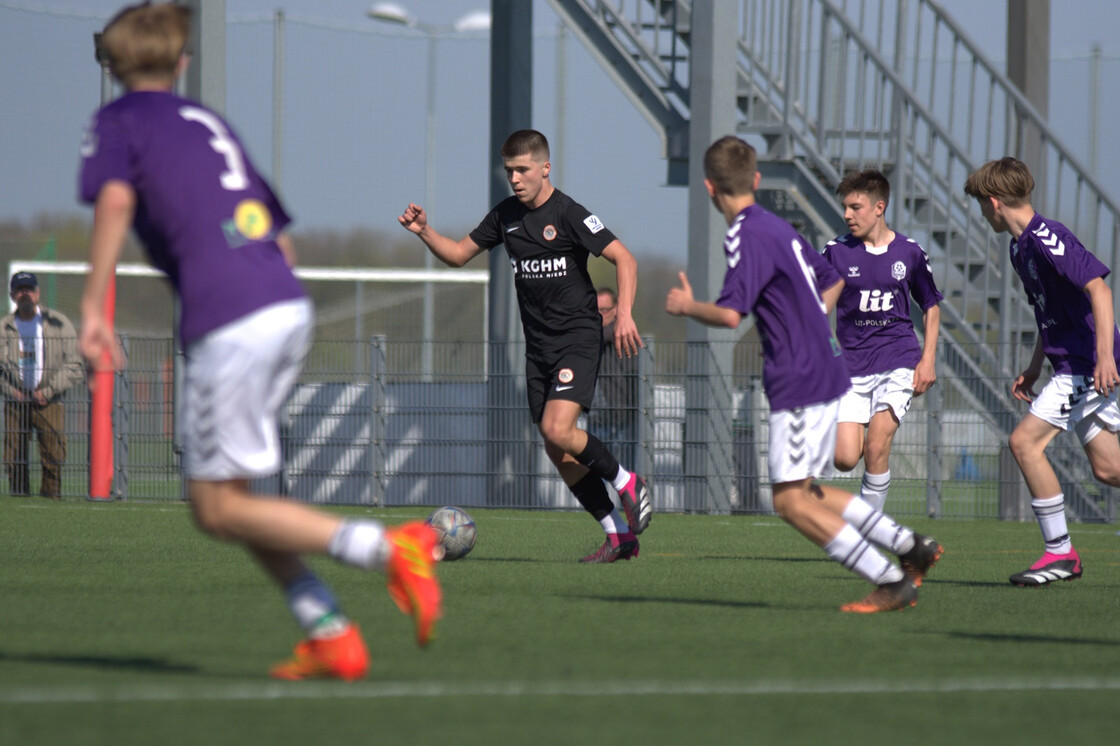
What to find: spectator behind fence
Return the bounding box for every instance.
[1,271,84,499]
[592,287,639,468]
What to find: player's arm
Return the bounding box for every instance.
[665,271,742,328]
[820,277,844,314]
[600,239,643,357]
[1085,276,1119,395]
[912,304,940,395]
[1012,336,1046,403]
[80,179,134,373]
[398,202,485,268]
[276,232,297,268]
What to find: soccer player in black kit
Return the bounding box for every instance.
[398,129,652,562]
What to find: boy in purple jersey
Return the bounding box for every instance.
[398,129,652,563]
[823,170,943,514]
[666,136,942,613]
[78,2,442,681]
[966,157,1120,586]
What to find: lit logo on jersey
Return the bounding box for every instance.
[891,261,907,281]
[583,215,605,234]
[857,289,895,312]
[543,224,557,241]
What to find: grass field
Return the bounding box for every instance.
[2,497,1120,745]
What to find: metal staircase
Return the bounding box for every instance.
[547,0,1120,521]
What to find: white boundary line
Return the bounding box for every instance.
[4,677,1120,704]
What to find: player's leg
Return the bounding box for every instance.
[1007,401,1080,586]
[183,301,440,675]
[833,377,870,472]
[539,404,637,562]
[859,369,913,511]
[32,400,65,499]
[768,402,916,612]
[536,349,651,533]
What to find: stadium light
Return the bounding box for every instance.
[366,3,490,382]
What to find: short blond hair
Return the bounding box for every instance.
[963,157,1035,208]
[100,2,191,88]
[703,136,757,197]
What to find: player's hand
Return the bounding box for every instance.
[912,358,937,396]
[666,271,693,317]
[1011,369,1040,403]
[398,203,428,236]
[1093,357,1120,396]
[613,312,644,359]
[80,315,125,388]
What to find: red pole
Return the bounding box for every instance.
[89,274,115,500]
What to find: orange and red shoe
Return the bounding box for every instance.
[385,521,443,647]
[269,623,369,681]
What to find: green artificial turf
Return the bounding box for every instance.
[1,498,1119,745]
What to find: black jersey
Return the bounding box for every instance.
[470,189,617,354]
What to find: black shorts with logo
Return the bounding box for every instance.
[525,341,602,423]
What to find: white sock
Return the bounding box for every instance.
[599,509,630,535]
[823,523,904,585]
[1032,495,1072,554]
[842,495,916,555]
[328,520,388,571]
[860,470,891,511]
[611,466,632,492]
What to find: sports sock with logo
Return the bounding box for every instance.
[823,523,905,585]
[285,571,349,638]
[1032,494,1073,555]
[841,494,915,555]
[860,470,890,511]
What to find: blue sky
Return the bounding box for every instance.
[2,0,1118,262]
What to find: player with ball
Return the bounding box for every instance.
[400,129,652,563]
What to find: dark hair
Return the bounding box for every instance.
[836,169,890,208]
[501,130,550,161]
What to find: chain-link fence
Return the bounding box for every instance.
[5,335,1116,523]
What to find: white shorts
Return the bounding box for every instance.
[1029,373,1120,445]
[837,368,914,425]
[181,299,312,480]
[768,399,839,483]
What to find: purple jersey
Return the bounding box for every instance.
[823,231,943,376]
[1011,213,1120,375]
[78,91,304,347]
[716,204,849,411]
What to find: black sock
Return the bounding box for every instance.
[569,470,613,521]
[574,433,621,483]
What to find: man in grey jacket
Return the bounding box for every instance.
[1,272,85,498]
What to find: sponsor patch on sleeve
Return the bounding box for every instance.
[583,215,605,234]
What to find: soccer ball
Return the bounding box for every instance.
[425,506,477,561]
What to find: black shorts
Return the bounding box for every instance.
[525,344,601,423]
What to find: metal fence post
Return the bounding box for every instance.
[369,335,387,506]
[637,336,654,483]
[925,359,943,518]
[115,334,129,500]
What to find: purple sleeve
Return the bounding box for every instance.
[806,244,841,292]
[79,110,131,204]
[1049,233,1110,289]
[909,247,943,311]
